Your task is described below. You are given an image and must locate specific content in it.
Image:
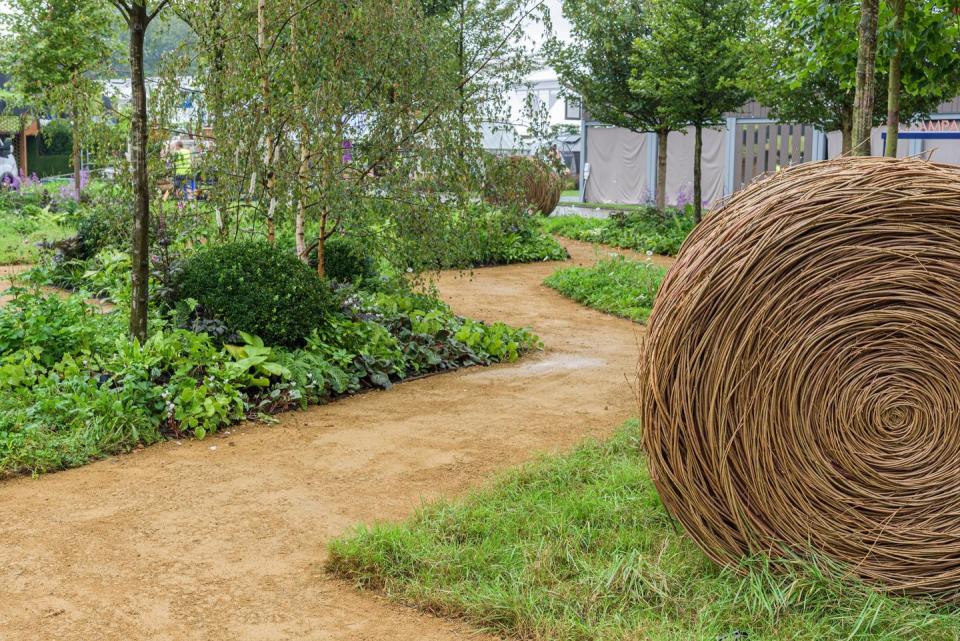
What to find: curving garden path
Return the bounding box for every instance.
[0,240,673,641]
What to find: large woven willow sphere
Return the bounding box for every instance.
[640,156,960,599]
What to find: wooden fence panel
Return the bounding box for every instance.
[733,121,818,191]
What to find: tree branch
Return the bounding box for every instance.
[110,0,133,23]
[148,0,172,23]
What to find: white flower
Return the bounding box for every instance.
[645,250,653,257]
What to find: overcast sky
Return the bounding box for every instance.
[546,0,572,42]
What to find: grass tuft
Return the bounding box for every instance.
[328,421,960,641]
[544,255,666,322]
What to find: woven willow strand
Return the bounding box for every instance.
[640,156,960,599]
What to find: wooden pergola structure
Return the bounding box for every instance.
[0,114,39,175]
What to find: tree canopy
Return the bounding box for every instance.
[546,0,684,209]
[747,0,960,154]
[2,0,116,191]
[633,0,749,220]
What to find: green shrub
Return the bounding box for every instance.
[444,205,568,268]
[73,205,129,260]
[174,241,333,347]
[310,236,378,282]
[0,288,117,366]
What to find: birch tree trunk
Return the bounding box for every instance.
[258,0,277,243]
[71,79,82,196]
[72,115,82,196]
[292,7,308,261]
[852,0,880,156]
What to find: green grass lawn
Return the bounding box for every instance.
[544,255,666,322]
[328,421,960,641]
[561,189,580,198]
[0,211,73,264]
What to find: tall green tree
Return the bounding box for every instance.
[108,0,171,343]
[3,0,114,193]
[547,0,682,210]
[883,0,960,155]
[633,0,749,221]
[746,1,866,153]
[747,0,960,156]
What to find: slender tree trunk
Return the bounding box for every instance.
[852,0,880,156]
[258,0,276,243]
[693,124,703,223]
[296,148,308,259]
[317,208,328,278]
[292,7,308,261]
[209,1,226,132]
[885,0,905,157]
[129,4,150,343]
[70,75,82,197]
[210,0,228,239]
[457,1,466,159]
[656,128,668,212]
[72,118,82,196]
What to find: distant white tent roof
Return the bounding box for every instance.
[481,123,526,154]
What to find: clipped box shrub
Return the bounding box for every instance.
[308,236,378,282]
[175,241,333,347]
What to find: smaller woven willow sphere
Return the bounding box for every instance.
[484,155,562,215]
[640,156,960,599]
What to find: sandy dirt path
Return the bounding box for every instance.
[0,264,114,312]
[0,240,673,641]
[0,264,30,306]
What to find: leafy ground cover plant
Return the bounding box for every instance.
[457,205,569,267]
[543,206,695,256]
[328,421,960,641]
[544,255,666,322]
[0,278,540,475]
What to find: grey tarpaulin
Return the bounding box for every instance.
[584,121,960,206]
[583,127,649,203]
[663,128,725,207]
[583,126,725,206]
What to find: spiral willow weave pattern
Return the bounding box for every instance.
[640,156,960,598]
